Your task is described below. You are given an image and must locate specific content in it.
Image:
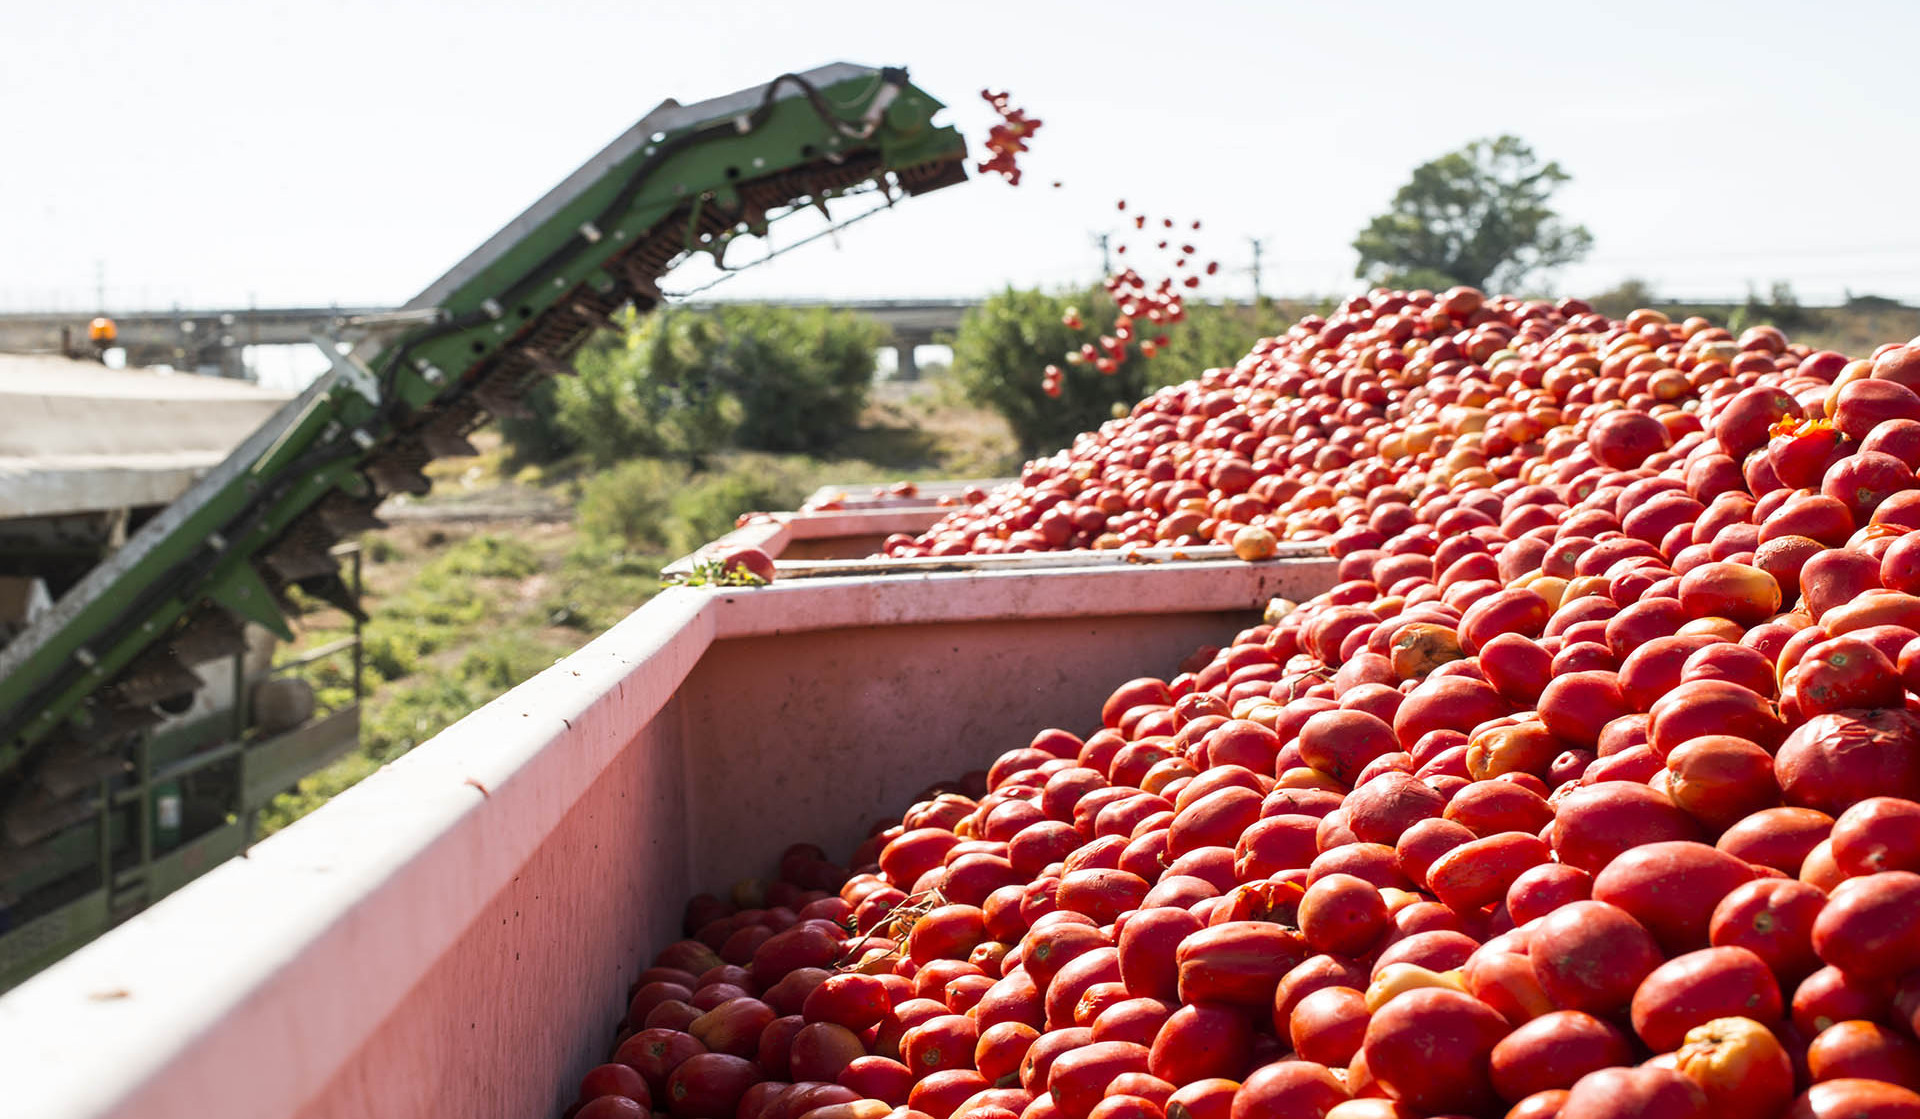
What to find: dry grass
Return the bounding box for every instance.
[1794,307,1920,357]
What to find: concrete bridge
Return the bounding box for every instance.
[688,298,974,378]
[0,298,978,380]
[0,307,392,378]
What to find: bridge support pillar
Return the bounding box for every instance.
[215,346,249,380]
[888,327,938,381]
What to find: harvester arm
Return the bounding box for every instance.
[0,63,967,830]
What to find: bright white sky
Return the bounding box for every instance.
[5,0,1920,316]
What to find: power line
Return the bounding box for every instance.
[1090,232,1112,277]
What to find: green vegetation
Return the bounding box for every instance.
[258,532,582,835]
[573,452,935,556]
[259,302,1020,836]
[503,303,888,468]
[949,287,1134,456]
[663,558,771,589]
[948,287,1326,456]
[262,457,867,836]
[1353,135,1592,292]
[1154,299,1330,377]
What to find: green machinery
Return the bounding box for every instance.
[0,63,968,986]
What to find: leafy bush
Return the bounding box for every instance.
[950,288,1302,457]
[503,304,887,466]
[663,454,856,553]
[665,468,799,555]
[1741,282,1822,334]
[455,634,559,692]
[1590,278,1659,321]
[724,305,889,454]
[359,628,426,681]
[433,534,539,579]
[575,452,900,555]
[1153,300,1299,381]
[950,287,1144,456]
[575,458,689,550]
[541,540,664,633]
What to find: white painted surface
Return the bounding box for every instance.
[0,354,289,517]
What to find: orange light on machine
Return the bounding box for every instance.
[88,316,117,344]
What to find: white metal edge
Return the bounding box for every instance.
[665,508,1318,578]
[703,560,1328,641]
[800,477,1014,509]
[779,509,946,540]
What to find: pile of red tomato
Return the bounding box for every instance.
[574,288,1920,1119]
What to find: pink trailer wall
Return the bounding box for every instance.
[0,552,1333,1119]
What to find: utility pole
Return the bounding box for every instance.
[94,260,106,312]
[1091,232,1112,277]
[1247,238,1265,303]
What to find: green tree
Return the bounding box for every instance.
[722,304,888,454]
[950,287,1146,456]
[1153,299,1295,379]
[501,304,886,467]
[557,311,740,466]
[951,290,1311,457]
[1353,135,1593,292]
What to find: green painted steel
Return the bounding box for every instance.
[143,818,250,902]
[239,707,362,811]
[0,64,966,777]
[0,818,253,992]
[0,704,359,991]
[0,889,108,992]
[0,547,365,988]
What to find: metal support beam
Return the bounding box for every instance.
[886,326,940,381]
